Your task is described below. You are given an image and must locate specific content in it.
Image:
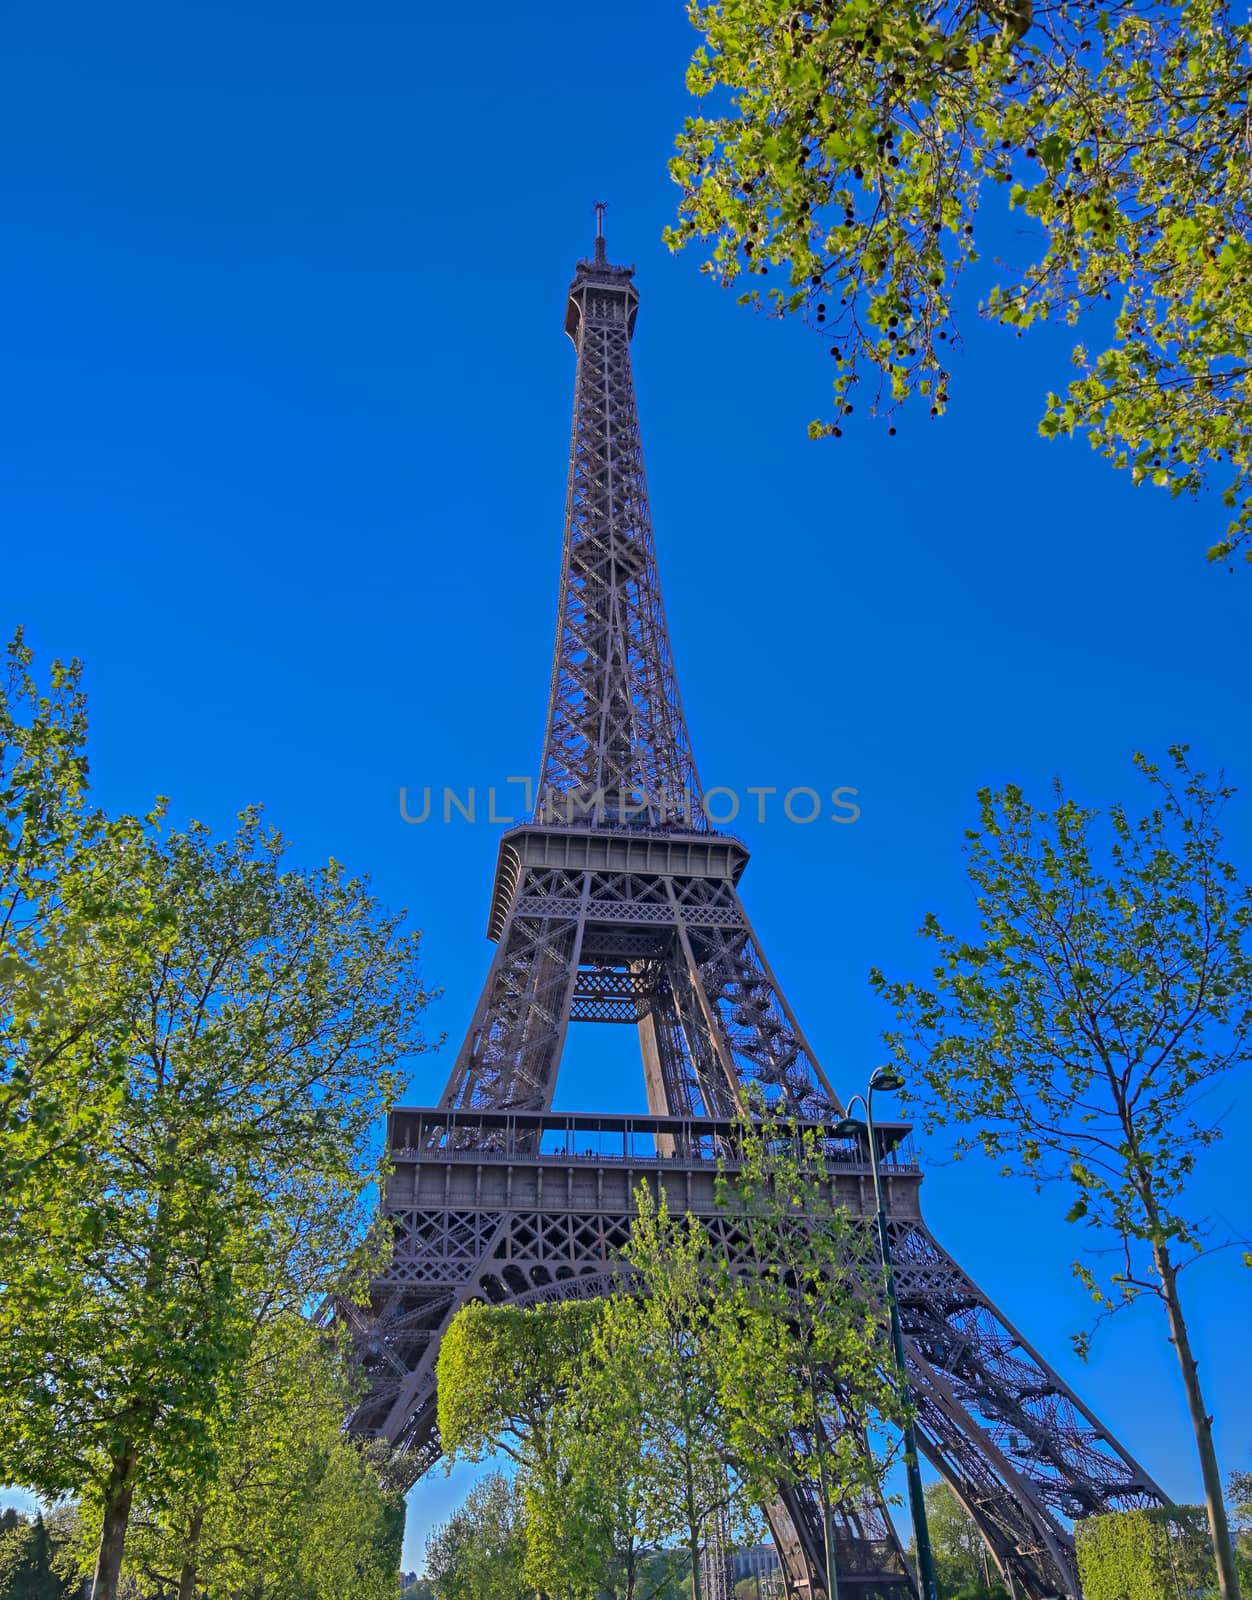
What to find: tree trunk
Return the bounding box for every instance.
[814,1445,837,1600]
[91,1440,138,1600]
[176,1504,205,1600]
[803,1357,838,1600]
[683,1446,703,1600]
[1153,1236,1242,1600]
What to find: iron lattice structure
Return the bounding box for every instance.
[352,224,1166,1599]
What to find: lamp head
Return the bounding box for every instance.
[870,1067,905,1094]
[833,1117,868,1139]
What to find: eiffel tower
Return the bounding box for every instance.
[350,212,1166,1598]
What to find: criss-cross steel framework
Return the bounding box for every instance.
[351,223,1166,1599]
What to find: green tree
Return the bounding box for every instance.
[565,1306,700,1600]
[1,634,436,1600]
[82,1310,403,1600]
[424,1473,528,1600]
[667,0,1252,563]
[907,1482,1006,1598]
[437,1301,600,1484]
[872,748,1250,1600]
[709,1112,903,1600]
[438,1295,737,1600]
[1232,1466,1252,1533]
[641,1548,693,1599]
[290,1433,405,1600]
[0,1510,79,1600]
[1076,1506,1217,1600]
[437,1299,610,1595]
[1,631,152,1454]
[0,625,135,1065]
[525,1369,654,1600]
[604,1189,772,1600]
[1230,1466,1252,1586]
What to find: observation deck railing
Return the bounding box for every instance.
[387,1106,919,1176]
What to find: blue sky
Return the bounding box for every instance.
[2,0,1249,1576]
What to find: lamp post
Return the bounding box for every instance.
[834,1068,940,1600]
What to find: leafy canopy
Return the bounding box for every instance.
[80,1313,404,1600]
[669,0,1252,561]
[0,1511,80,1600]
[438,1300,600,1470]
[1076,1506,1217,1600]
[911,1481,1008,1597]
[424,1473,529,1600]
[1,628,150,1347]
[871,746,1252,1339]
[438,1299,658,1600]
[0,626,435,1600]
[1231,1467,1252,1534]
[710,1108,902,1517]
[3,803,433,1506]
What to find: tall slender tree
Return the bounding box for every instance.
[873,748,1251,1600]
[605,1190,768,1600]
[1,629,150,1405]
[708,1111,904,1600]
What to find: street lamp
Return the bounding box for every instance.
[833,1067,940,1600]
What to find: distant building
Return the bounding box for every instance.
[732,1545,780,1581]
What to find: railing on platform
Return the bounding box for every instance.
[387,1105,919,1174]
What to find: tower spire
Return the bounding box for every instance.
[593,199,607,264]
[539,216,703,830]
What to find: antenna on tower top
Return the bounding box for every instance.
[593,200,607,263]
